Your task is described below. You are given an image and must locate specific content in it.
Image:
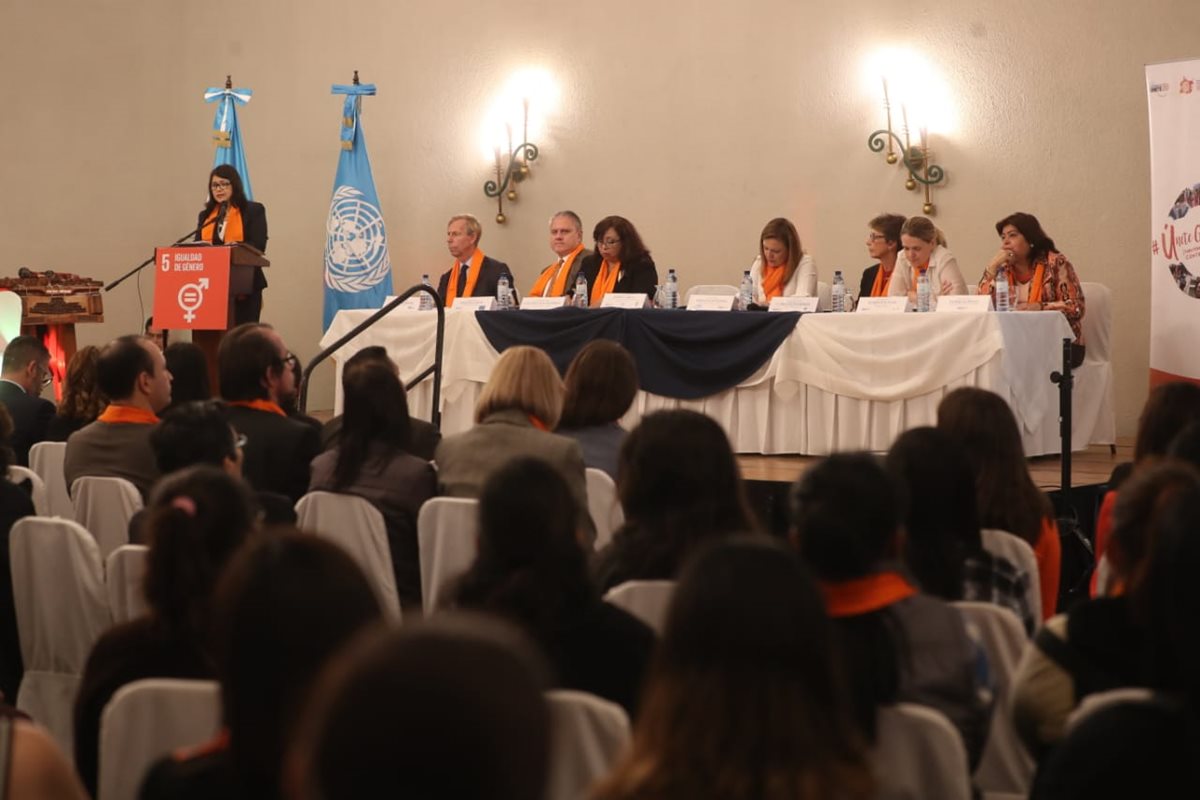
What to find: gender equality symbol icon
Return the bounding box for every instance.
[178,278,209,322]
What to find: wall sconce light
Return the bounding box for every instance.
[868,77,946,214]
[483,99,539,224]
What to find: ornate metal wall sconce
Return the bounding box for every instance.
[868,78,946,214]
[484,99,539,224]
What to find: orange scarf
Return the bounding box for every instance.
[444,249,485,307]
[527,414,549,431]
[228,398,286,417]
[870,263,894,297]
[97,404,159,425]
[1013,261,1046,305]
[530,245,584,297]
[819,572,918,618]
[761,263,788,300]
[590,260,622,307]
[201,204,245,245]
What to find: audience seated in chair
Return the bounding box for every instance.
[1012,461,1200,760]
[886,427,1035,634]
[594,409,755,591]
[453,457,655,718]
[592,537,874,800]
[73,467,256,797]
[218,323,319,503]
[162,342,211,413]
[309,358,436,610]
[938,387,1061,619]
[141,529,382,800]
[64,335,172,500]
[288,614,551,800]
[789,452,992,769]
[0,335,56,467]
[556,340,639,480]
[0,406,37,706]
[45,345,104,443]
[1031,471,1200,798]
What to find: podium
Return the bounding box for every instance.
[153,243,270,393]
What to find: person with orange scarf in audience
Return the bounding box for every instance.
[196,165,268,324]
[747,217,818,305]
[578,216,658,306]
[887,215,967,305]
[436,213,507,307]
[858,213,905,300]
[978,212,1087,366]
[528,211,591,300]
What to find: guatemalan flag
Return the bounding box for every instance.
[323,82,393,330]
[204,82,254,200]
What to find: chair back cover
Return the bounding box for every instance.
[72,476,142,560]
[980,528,1042,623]
[585,468,624,552]
[1065,687,1156,734]
[29,441,71,518]
[7,465,48,516]
[1073,281,1116,445]
[682,283,738,306]
[97,678,221,800]
[10,516,111,754]
[602,580,675,634]
[953,601,1035,797]
[106,544,150,625]
[295,491,401,619]
[871,702,972,800]
[545,690,631,800]
[416,497,478,614]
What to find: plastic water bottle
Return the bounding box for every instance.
[418,274,434,311]
[496,274,511,309]
[662,269,679,309]
[831,270,846,313]
[994,267,1010,312]
[574,274,588,308]
[738,270,754,310]
[916,269,931,313]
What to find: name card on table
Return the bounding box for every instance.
[600,293,651,309]
[768,296,819,313]
[856,296,910,313]
[453,297,497,312]
[935,294,993,313]
[520,296,568,310]
[687,294,737,311]
[383,295,427,311]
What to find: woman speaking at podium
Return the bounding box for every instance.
[197,164,268,324]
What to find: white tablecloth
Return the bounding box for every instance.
[320,309,1098,456]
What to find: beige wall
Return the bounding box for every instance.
[2,0,1196,431]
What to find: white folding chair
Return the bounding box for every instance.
[1065,687,1155,734]
[97,678,221,800]
[682,283,738,306]
[7,465,48,516]
[72,476,142,560]
[10,516,111,755]
[816,280,832,311]
[545,690,631,800]
[585,468,624,552]
[105,545,150,625]
[871,703,972,800]
[602,580,675,634]
[953,601,1035,799]
[1074,282,1116,447]
[980,529,1042,624]
[416,497,479,614]
[295,491,402,619]
[29,441,71,518]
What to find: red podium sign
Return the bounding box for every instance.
[153,246,231,330]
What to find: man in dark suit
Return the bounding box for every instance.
[435,213,507,306]
[219,323,320,503]
[0,335,55,466]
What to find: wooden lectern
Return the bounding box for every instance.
[0,272,105,398]
[152,243,270,394]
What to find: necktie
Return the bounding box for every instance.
[544,258,565,297]
[456,263,468,297]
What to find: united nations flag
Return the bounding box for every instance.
[323,81,394,330]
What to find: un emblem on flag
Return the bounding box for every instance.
[324,185,392,292]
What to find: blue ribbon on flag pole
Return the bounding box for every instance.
[323,83,393,330]
[203,85,254,200]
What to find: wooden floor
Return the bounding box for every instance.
[737,438,1133,491]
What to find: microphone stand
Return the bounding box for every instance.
[104,223,207,293]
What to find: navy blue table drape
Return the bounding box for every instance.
[475,308,802,400]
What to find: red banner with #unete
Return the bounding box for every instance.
[153,246,231,330]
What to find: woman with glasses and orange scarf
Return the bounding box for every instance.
[747,217,818,306]
[196,164,268,324]
[858,213,906,299]
[579,216,658,306]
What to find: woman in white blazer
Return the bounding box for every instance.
[748,217,817,305]
[887,215,967,305]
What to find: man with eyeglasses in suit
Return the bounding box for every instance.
[0,335,56,466]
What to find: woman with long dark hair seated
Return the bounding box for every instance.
[578,216,658,306]
[454,457,655,716]
[197,165,268,324]
[556,340,639,480]
[46,345,104,441]
[163,342,211,412]
[309,359,436,610]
